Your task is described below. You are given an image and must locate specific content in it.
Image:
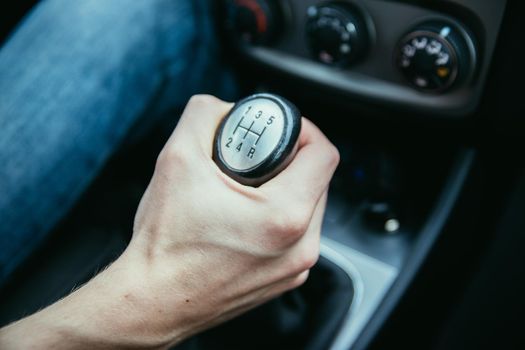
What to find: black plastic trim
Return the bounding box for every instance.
[351,148,476,350]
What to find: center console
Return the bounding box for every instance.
[217,0,507,349]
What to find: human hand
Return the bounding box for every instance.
[127,95,340,344]
[0,95,339,349]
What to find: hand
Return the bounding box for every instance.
[0,95,339,349]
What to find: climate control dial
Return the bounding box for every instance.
[306,3,369,67]
[395,20,477,92]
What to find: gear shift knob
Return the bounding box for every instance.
[213,93,301,186]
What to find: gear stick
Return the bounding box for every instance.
[213,93,301,186]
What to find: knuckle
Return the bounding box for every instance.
[261,208,310,251]
[155,145,189,172]
[297,270,310,286]
[289,270,310,290]
[188,94,219,107]
[327,143,340,168]
[292,245,320,273]
[271,209,310,239]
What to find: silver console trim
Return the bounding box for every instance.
[320,237,399,350]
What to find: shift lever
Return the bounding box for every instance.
[213,93,301,186]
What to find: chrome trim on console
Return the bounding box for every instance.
[320,237,398,350]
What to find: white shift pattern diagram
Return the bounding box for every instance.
[220,99,285,171]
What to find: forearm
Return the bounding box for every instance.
[0,252,182,350]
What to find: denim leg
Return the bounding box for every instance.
[0,0,237,284]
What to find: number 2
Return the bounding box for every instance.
[225,137,233,148]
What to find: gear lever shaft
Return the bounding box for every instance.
[213,93,301,186]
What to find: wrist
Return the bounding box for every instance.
[65,249,186,348]
[0,249,185,349]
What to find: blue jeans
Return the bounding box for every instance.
[0,0,237,285]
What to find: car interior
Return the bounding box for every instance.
[1,0,524,349]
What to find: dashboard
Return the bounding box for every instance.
[222,0,506,116]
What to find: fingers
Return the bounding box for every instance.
[257,190,327,282]
[212,269,311,328]
[267,269,311,296]
[261,118,339,221]
[279,190,327,277]
[163,97,339,203]
[165,95,234,156]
